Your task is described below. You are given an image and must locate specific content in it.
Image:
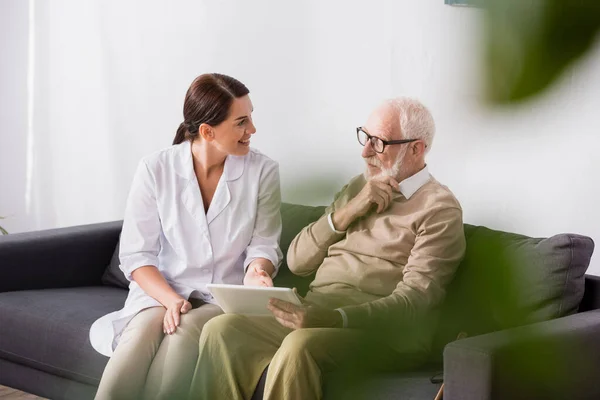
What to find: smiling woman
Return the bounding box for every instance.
[91,72,283,400]
[172,73,252,148]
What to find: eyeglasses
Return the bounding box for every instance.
[356,127,418,154]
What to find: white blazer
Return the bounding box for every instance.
[89,141,283,356]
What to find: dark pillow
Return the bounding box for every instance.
[431,225,594,360]
[101,240,130,289]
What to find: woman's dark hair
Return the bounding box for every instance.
[172,73,250,145]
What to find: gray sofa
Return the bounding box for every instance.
[0,202,598,400]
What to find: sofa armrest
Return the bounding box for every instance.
[0,221,122,292]
[443,309,600,400]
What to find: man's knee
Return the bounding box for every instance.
[201,313,248,340]
[278,329,321,357]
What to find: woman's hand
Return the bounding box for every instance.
[163,297,192,335]
[131,266,192,335]
[244,263,274,287]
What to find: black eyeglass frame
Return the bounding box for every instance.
[356,127,418,154]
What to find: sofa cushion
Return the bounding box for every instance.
[101,240,130,289]
[432,226,595,360]
[0,286,127,385]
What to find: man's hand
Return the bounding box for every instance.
[267,297,343,329]
[163,297,192,335]
[244,263,274,287]
[332,176,400,231]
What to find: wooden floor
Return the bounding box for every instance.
[0,386,46,399]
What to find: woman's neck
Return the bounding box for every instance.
[191,139,226,178]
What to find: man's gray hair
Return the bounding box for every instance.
[387,97,435,154]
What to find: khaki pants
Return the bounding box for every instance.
[95,303,222,400]
[189,314,422,400]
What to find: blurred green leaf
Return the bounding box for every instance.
[0,216,8,235]
[483,0,600,103]
[282,176,347,206]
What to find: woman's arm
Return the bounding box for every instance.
[131,266,183,306]
[243,160,283,286]
[119,160,189,333]
[132,266,191,334]
[119,160,162,281]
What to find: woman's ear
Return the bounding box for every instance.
[199,124,215,142]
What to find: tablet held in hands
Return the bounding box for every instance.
[206,284,302,316]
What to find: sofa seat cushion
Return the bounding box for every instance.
[0,286,127,385]
[252,364,442,400]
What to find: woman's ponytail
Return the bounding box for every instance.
[172,122,187,145]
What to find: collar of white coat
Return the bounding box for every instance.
[398,165,430,199]
[176,140,245,182]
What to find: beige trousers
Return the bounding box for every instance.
[189,314,421,400]
[95,303,222,400]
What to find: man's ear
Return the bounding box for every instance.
[412,140,425,156]
[199,124,215,141]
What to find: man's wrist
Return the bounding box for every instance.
[331,207,353,232]
[335,308,348,328]
[327,212,346,234]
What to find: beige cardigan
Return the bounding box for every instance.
[287,173,466,351]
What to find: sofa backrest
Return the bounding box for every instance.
[103,201,595,357]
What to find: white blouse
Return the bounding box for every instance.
[89,140,282,356]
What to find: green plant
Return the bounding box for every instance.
[0,216,8,235]
[483,0,600,103]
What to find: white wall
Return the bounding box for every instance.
[395,2,600,275]
[1,0,599,274]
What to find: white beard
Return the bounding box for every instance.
[363,147,408,180]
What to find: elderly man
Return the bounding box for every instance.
[189,97,466,400]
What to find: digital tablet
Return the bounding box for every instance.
[206,283,302,316]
